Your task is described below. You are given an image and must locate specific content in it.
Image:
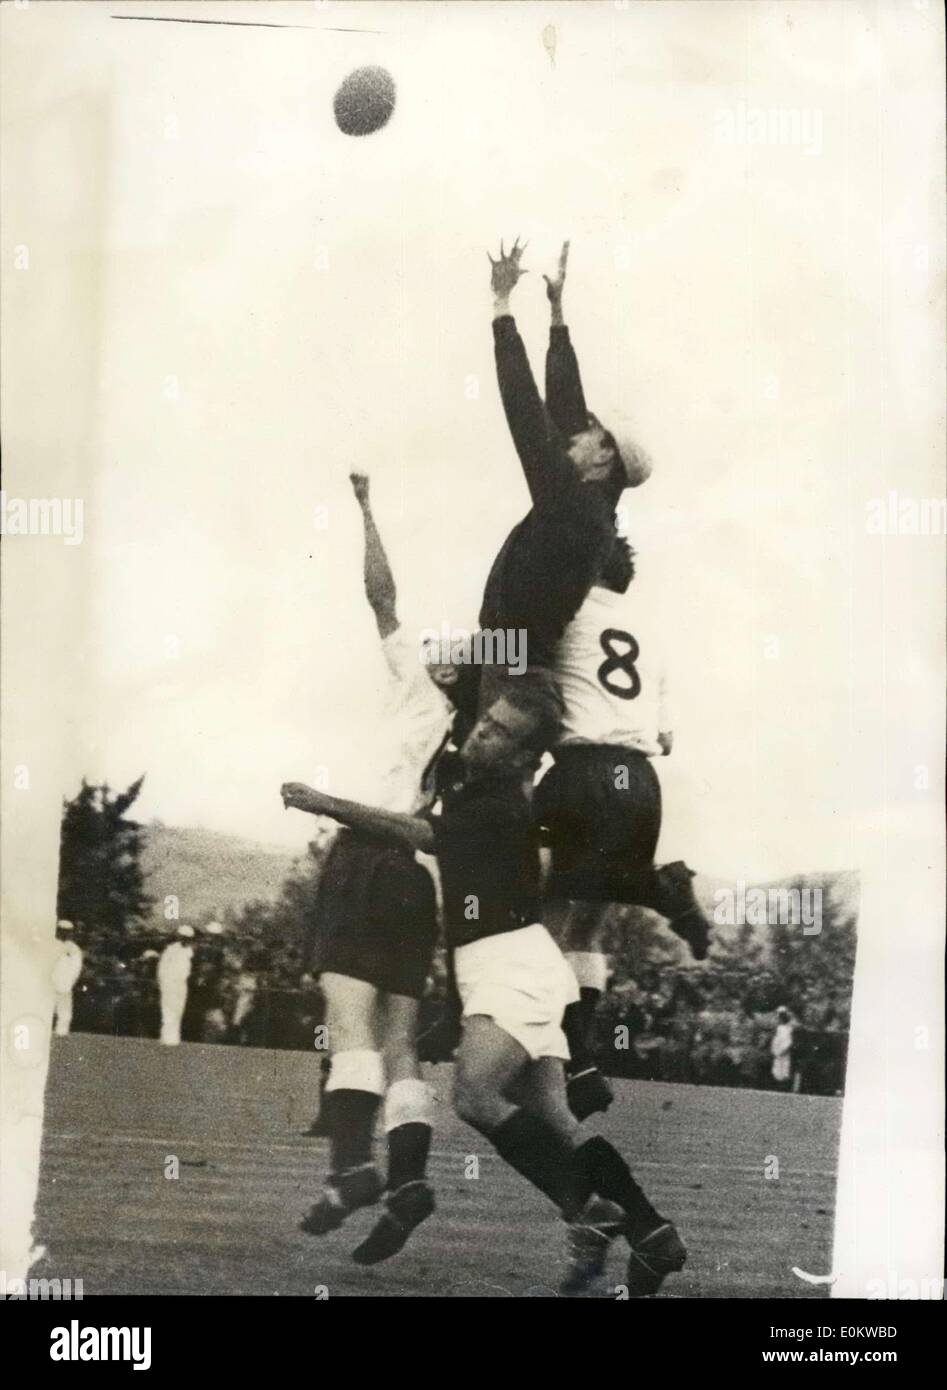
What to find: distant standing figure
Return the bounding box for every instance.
[230,965,258,1044]
[157,925,195,1046]
[770,1006,795,1090]
[52,920,83,1037]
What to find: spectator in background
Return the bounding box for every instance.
[135,949,162,1038]
[186,929,227,1042]
[230,957,259,1045]
[51,920,83,1037]
[658,1017,692,1083]
[201,1002,230,1043]
[770,1006,795,1091]
[157,925,195,1046]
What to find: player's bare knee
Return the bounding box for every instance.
[453,1070,499,1132]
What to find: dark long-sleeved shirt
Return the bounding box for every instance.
[479,317,622,672]
[545,323,591,444]
[426,775,542,948]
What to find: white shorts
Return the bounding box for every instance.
[454,924,580,1061]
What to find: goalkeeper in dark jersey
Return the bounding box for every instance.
[474,237,650,759]
[516,243,714,1122]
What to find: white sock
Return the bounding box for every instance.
[384,1078,434,1132]
[326,1048,385,1095]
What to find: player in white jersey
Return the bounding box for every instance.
[290,471,458,1264]
[535,536,713,1117]
[555,579,671,754]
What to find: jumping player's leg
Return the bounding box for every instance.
[545,899,615,1119]
[378,993,432,1187]
[514,1055,579,1141]
[516,1057,641,1203]
[562,943,609,1064]
[511,1052,682,1293]
[632,861,713,961]
[546,897,610,1054]
[537,745,712,959]
[352,992,436,1264]
[573,1129,688,1296]
[453,1014,529,1134]
[300,972,385,1234]
[515,1053,687,1295]
[455,1015,594,1215]
[300,1052,332,1136]
[452,1015,621,1294]
[300,831,438,1220]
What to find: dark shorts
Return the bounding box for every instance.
[533,744,662,901]
[304,830,438,1000]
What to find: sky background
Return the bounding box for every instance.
[4,0,943,879]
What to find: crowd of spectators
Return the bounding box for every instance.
[65,927,848,1095]
[593,969,848,1094]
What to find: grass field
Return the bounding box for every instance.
[32,1035,840,1298]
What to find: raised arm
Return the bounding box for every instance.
[280,782,435,853]
[350,472,398,640]
[489,238,552,503]
[543,241,589,440]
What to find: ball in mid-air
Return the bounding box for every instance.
[333,66,396,137]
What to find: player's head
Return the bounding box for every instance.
[599,533,636,593]
[460,679,561,779]
[420,636,460,692]
[568,412,652,490]
[566,414,620,481]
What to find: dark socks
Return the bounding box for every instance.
[576,1135,663,1241]
[490,1109,590,1219]
[326,1088,382,1174]
[386,1122,432,1191]
[562,1002,591,1072]
[564,988,602,1074]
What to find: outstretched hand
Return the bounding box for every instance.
[281,782,329,816]
[349,472,370,506]
[543,240,570,303]
[488,237,529,301]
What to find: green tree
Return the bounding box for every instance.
[767,875,858,1026]
[226,840,328,985]
[57,776,154,943]
[604,904,683,984]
